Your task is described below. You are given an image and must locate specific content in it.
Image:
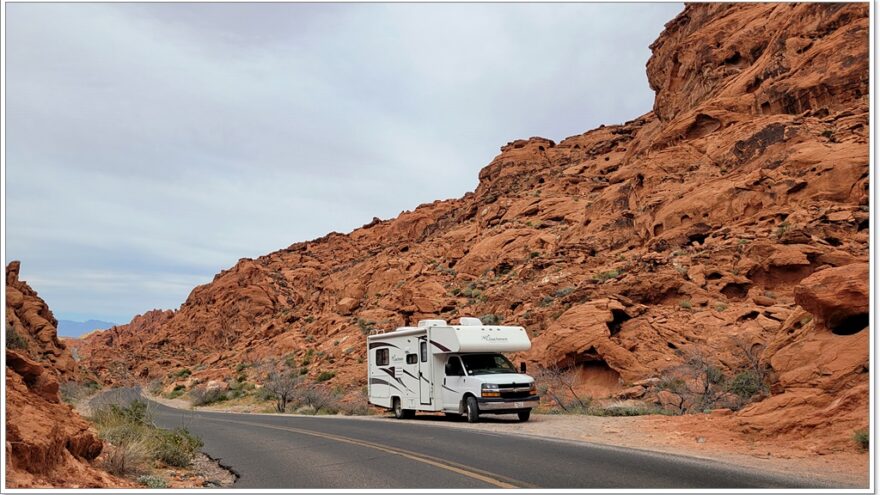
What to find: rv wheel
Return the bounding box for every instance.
[517,409,531,422]
[392,398,414,419]
[465,396,480,423]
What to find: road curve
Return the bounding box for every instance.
[95,388,843,489]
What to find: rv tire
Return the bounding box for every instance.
[465,396,480,423]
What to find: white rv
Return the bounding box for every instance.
[367,317,538,422]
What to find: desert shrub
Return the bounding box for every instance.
[357,319,376,335]
[540,295,555,307]
[316,371,336,382]
[91,400,202,472]
[595,403,675,417]
[295,383,339,413]
[853,428,869,451]
[104,436,153,475]
[534,366,592,414]
[593,269,621,282]
[480,314,502,325]
[189,387,228,406]
[173,368,192,379]
[775,221,790,238]
[152,428,203,467]
[554,287,575,298]
[726,371,762,401]
[714,303,728,312]
[679,300,693,310]
[6,326,27,350]
[166,384,186,399]
[137,475,168,488]
[262,359,301,412]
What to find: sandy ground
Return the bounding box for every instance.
[146,393,868,488]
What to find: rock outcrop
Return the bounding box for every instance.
[5,262,122,487]
[78,3,868,450]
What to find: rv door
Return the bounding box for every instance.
[418,339,431,405]
[441,355,466,411]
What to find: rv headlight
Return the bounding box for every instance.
[481,383,500,398]
[529,382,537,396]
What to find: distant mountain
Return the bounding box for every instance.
[57,319,116,337]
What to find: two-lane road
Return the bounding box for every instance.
[97,389,843,489]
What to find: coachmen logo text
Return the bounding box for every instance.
[481,335,509,342]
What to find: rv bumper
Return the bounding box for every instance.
[477,396,539,411]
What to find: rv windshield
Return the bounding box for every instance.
[460,353,516,375]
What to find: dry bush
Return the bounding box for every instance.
[534,365,592,413]
[189,387,228,406]
[103,436,152,476]
[294,383,339,413]
[261,358,301,412]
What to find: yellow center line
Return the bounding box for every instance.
[201,416,531,489]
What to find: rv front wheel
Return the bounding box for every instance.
[465,396,480,423]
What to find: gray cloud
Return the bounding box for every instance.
[5,3,682,324]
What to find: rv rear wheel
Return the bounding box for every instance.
[392,398,414,419]
[465,396,480,423]
[517,409,531,422]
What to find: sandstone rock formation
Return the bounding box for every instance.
[78,3,868,450]
[5,262,122,487]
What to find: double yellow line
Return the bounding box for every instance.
[203,416,529,489]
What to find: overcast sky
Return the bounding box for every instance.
[5,3,681,328]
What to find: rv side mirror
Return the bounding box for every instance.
[520,362,527,373]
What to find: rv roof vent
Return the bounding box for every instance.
[418,319,447,328]
[459,317,483,326]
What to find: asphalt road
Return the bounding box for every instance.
[94,388,842,489]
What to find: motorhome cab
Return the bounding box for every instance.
[367,317,538,422]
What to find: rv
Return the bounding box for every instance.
[367,317,538,422]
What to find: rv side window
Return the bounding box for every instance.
[420,341,427,362]
[376,348,389,366]
[445,356,465,376]
[406,354,417,364]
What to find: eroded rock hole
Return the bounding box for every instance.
[723,51,743,66]
[688,232,708,245]
[825,236,842,247]
[829,313,868,336]
[706,271,723,280]
[858,218,869,231]
[721,282,751,300]
[607,308,631,337]
[737,310,760,322]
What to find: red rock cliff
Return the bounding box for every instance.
[5,262,123,487]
